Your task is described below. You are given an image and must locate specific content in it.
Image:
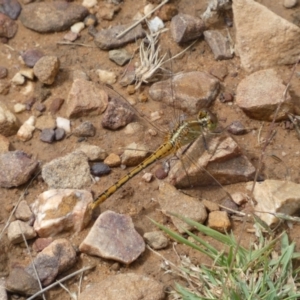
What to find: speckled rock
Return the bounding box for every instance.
[21,49,44,68]
[33,56,60,85]
[0,0,22,20]
[0,12,18,38]
[7,220,36,244]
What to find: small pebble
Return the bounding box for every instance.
[219,92,233,103]
[155,166,168,179]
[40,128,55,143]
[104,153,121,167]
[109,48,131,66]
[96,69,117,84]
[227,121,247,135]
[54,128,65,141]
[84,14,97,26]
[21,49,44,68]
[64,31,78,42]
[11,72,25,85]
[82,0,97,8]
[148,16,164,33]
[126,85,136,95]
[0,66,8,78]
[25,97,36,110]
[142,172,152,182]
[56,117,70,132]
[220,198,239,215]
[14,103,26,113]
[34,102,46,112]
[49,98,64,114]
[283,0,298,8]
[73,121,96,137]
[19,68,35,80]
[71,22,85,34]
[90,163,111,176]
[138,92,148,102]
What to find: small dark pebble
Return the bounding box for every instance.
[219,92,233,103]
[25,96,36,110]
[84,14,97,27]
[91,163,111,176]
[40,128,55,143]
[73,121,96,137]
[0,0,22,20]
[220,198,239,215]
[230,72,238,77]
[227,121,247,135]
[34,102,46,112]
[0,66,8,78]
[77,137,87,142]
[55,128,65,141]
[284,120,294,130]
[49,97,64,114]
[21,49,44,68]
[155,166,168,180]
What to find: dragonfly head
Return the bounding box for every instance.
[198,109,218,131]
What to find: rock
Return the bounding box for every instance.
[148,16,164,33]
[72,69,89,81]
[90,163,111,176]
[0,278,7,300]
[142,172,152,182]
[202,199,219,212]
[19,68,35,80]
[0,13,18,38]
[66,79,108,118]
[149,71,219,114]
[54,128,65,141]
[7,220,36,244]
[231,192,248,205]
[78,273,165,300]
[249,180,300,226]
[21,49,44,68]
[5,266,40,296]
[34,82,51,101]
[0,151,38,188]
[71,21,85,33]
[207,211,231,233]
[144,231,168,249]
[0,103,18,137]
[82,0,97,9]
[0,81,9,95]
[0,134,10,153]
[79,210,145,264]
[220,197,239,215]
[34,102,46,112]
[168,134,256,188]
[170,13,205,43]
[56,116,70,132]
[109,48,131,66]
[32,237,53,252]
[89,23,145,50]
[25,239,76,286]
[84,14,97,26]
[158,182,207,233]
[76,144,107,161]
[42,151,92,189]
[97,3,120,20]
[40,128,55,143]
[209,64,228,81]
[233,0,300,72]
[104,153,121,167]
[63,30,78,42]
[11,72,25,85]
[35,115,56,130]
[14,200,33,222]
[49,98,64,114]
[226,120,247,135]
[101,97,135,130]
[157,3,178,21]
[96,69,117,85]
[33,55,60,85]
[20,1,88,33]
[32,189,93,237]
[73,121,96,137]
[121,142,149,167]
[17,116,36,142]
[0,0,21,20]
[204,30,233,60]
[236,69,294,121]
[283,0,298,8]
[124,122,143,135]
[14,103,27,114]
[119,62,136,86]
[0,66,7,78]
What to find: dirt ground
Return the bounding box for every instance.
[1,0,300,299]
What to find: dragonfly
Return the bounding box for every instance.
[89,109,218,210]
